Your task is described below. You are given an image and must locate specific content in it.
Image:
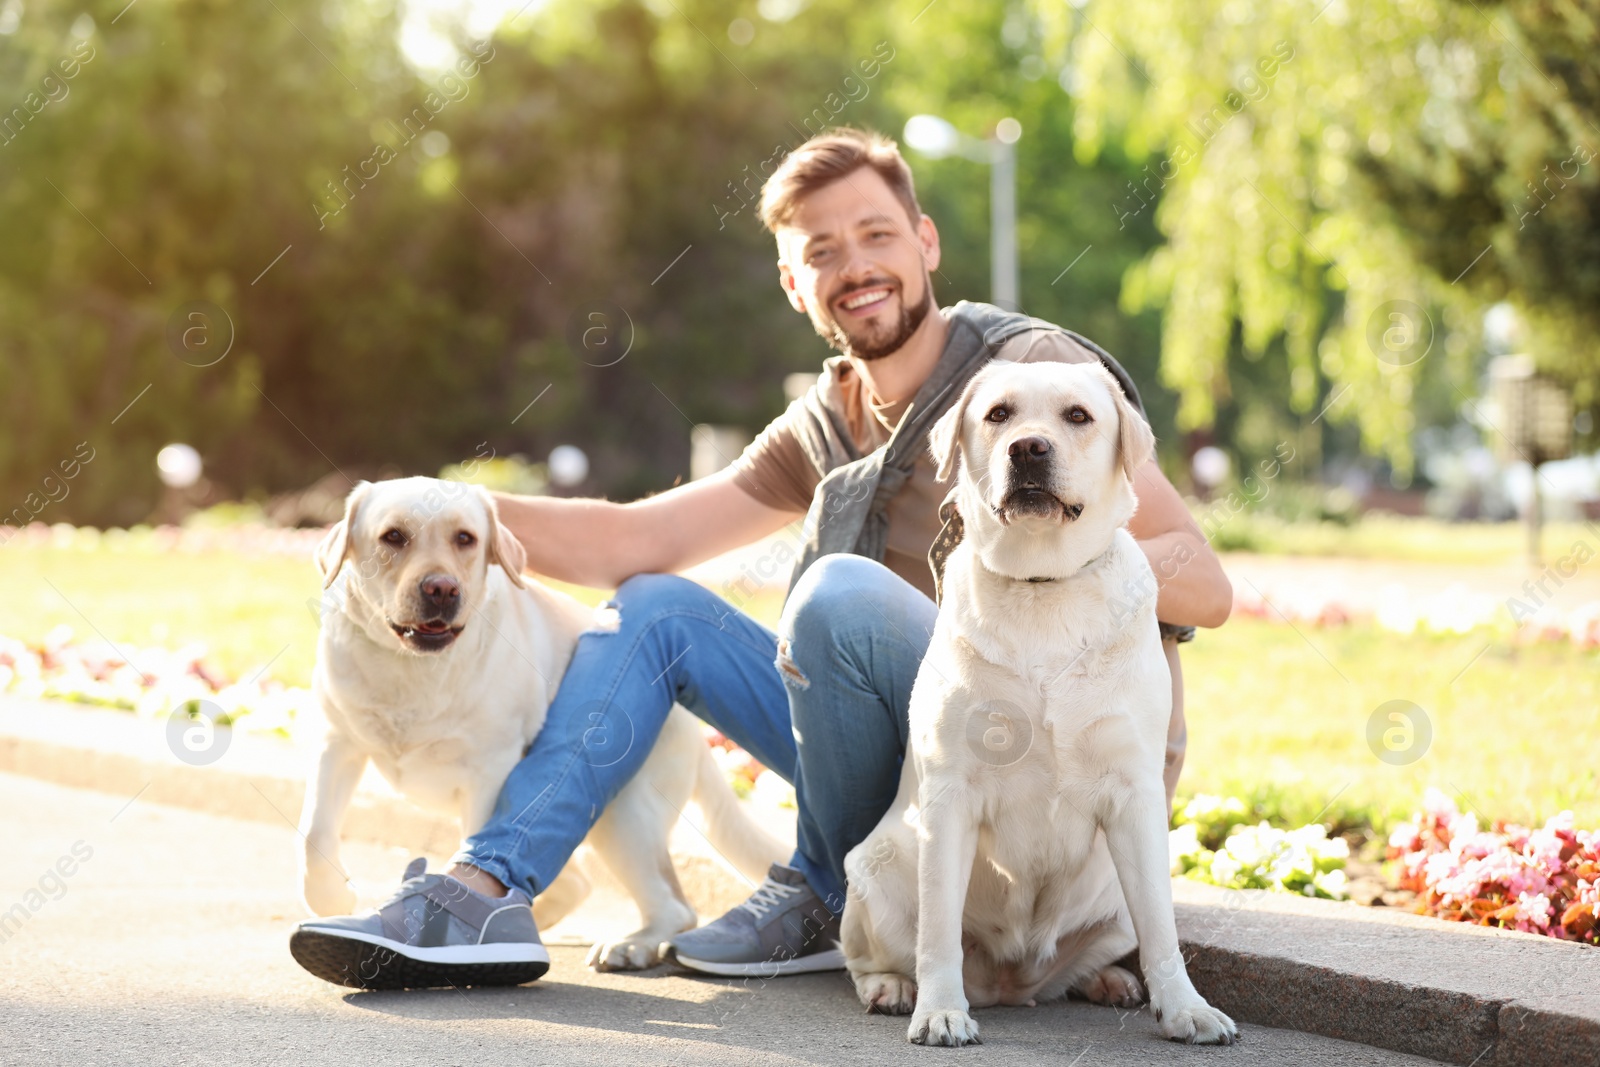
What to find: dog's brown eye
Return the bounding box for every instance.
[381,529,407,547]
[455,531,477,547]
[985,405,1009,424]
[1065,406,1092,424]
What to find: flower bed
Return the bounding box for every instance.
[1169,794,1350,899]
[1,627,798,805]
[1388,788,1600,944]
[0,626,311,735]
[4,519,324,557]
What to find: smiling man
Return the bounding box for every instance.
[291,128,1230,986]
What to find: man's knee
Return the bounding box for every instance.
[781,554,902,641]
[611,572,708,619]
[778,554,924,692]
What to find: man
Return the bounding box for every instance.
[292,128,1231,982]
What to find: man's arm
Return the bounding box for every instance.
[491,467,803,589]
[1127,460,1232,628]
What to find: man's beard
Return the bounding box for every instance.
[811,276,935,362]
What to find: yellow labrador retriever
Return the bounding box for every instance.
[297,476,787,969]
[841,361,1236,1045]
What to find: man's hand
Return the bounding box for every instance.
[1127,460,1232,628]
[491,468,802,589]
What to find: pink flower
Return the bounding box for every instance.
[1388,821,1421,852]
[1422,788,1458,823]
[1515,892,1553,930]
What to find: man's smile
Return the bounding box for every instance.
[836,285,895,316]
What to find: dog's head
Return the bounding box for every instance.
[929,360,1154,579]
[315,477,527,653]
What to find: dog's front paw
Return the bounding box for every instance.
[302,870,356,917]
[1156,999,1238,1045]
[587,937,662,971]
[856,971,916,1014]
[1078,964,1145,1008]
[908,1007,981,1046]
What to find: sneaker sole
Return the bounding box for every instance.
[669,946,846,977]
[289,928,550,990]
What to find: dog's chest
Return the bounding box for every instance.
[323,648,540,812]
[347,697,528,805]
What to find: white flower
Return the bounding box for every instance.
[1169,823,1203,874]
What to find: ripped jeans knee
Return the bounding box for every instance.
[775,637,810,690]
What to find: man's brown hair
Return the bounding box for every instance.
[759,128,922,234]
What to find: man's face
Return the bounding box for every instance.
[776,166,941,361]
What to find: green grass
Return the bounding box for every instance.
[4,540,1596,831]
[1,543,616,688]
[1181,618,1600,830]
[1200,511,1597,565]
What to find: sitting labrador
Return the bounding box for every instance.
[841,361,1236,1046]
[296,476,788,972]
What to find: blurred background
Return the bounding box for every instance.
[2,0,1599,899]
[2,0,1595,526]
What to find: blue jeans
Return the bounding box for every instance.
[452,554,938,915]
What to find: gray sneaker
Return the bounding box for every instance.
[289,858,548,990]
[664,863,844,977]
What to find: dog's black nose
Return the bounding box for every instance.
[1008,436,1051,460]
[420,574,460,607]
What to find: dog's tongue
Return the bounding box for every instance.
[413,620,451,634]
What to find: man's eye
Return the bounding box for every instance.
[455,531,477,547]
[381,529,406,546]
[986,406,1009,423]
[1066,406,1092,424]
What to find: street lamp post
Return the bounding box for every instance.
[903,114,1022,311]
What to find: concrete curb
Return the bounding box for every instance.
[3,695,1597,1065]
[1173,881,1600,1066]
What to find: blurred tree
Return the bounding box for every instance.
[1043,0,1599,472]
[879,2,1173,456]
[0,0,1186,525]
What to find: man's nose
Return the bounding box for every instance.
[1007,436,1052,461]
[419,574,460,609]
[838,248,877,284]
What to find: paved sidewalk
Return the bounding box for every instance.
[0,773,1447,1067]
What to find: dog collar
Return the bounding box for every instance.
[1022,549,1108,584]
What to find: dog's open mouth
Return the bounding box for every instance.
[995,486,1084,525]
[388,618,464,651]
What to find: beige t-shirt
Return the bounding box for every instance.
[729,318,1103,600]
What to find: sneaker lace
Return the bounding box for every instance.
[737,876,802,920]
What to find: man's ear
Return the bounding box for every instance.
[917,213,942,273]
[1109,372,1156,483]
[316,482,370,590]
[479,487,527,589]
[777,259,806,314]
[930,366,991,483]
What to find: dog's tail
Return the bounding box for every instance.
[690,734,792,885]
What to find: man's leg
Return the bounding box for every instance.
[781,555,937,914]
[665,554,937,974]
[456,573,798,897]
[290,572,797,989]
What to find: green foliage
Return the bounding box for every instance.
[1042,0,1600,471]
[1169,811,1351,899]
[439,455,546,495]
[2,0,1188,525]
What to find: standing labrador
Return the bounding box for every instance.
[297,477,788,970]
[841,362,1236,1046]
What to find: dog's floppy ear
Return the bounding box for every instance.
[316,481,370,589]
[478,487,528,589]
[930,365,993,483]
[1110,374,1156,483]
